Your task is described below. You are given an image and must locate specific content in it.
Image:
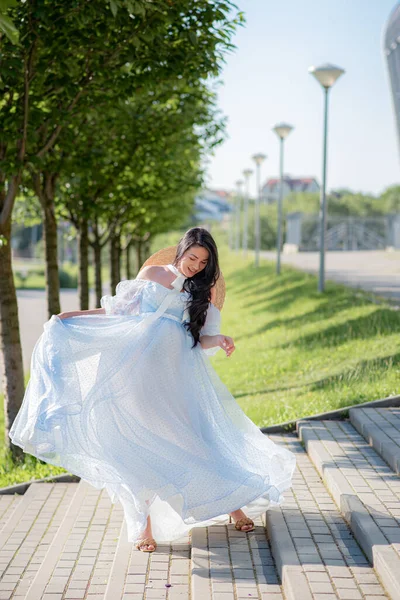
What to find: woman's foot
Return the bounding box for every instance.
[135,516,157,552]
[229,509,255,532]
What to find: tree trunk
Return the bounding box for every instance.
[92,241,102,308]
[110,232,121,294]
[42,183,60,318]
[0,215,25,457]
[34,172,61,319]
[126,241,132,279]
[136,240,142,273]
[78,219,89,310]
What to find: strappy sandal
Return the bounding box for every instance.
[135,537,157,552]
[229,515,255,532]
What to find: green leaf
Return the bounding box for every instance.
[0,12,19,45]
[0,0,18,9]
[110,0,118,17]
[188,30,198,46]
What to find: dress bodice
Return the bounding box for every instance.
[100,263,222,355]
[140,279,191,323]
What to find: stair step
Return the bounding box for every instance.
[265,433,388,600]
[0,482,77,597]
[0,492,23,534]
[350,408,400,475]
[24,480,121,599]
[298,419,400,599]
[191,518,283,600]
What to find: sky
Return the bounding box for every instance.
[205,0,400,198]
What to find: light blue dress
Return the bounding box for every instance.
[9,264,296,543]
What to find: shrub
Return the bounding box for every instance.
[59,268,77,289]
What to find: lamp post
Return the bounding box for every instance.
[309,63,345,292]
[272,123,294,275]
[252,153,267,267]
[228,191,235,250]
[234,179,244,252]
[242,169,253,259]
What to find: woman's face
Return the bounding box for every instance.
[179,245,209,278]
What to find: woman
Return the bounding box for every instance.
[9,227,295,553]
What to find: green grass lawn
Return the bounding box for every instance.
[1,244,399,486]
[215,247,400,426]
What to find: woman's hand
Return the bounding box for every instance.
[216,334,235,357]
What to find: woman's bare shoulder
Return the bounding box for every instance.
[136,265,170,286]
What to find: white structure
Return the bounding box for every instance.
[194,189,233,223]
[384,3,400,156]
[261,175,320,204]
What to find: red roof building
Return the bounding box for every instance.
[261,175,320,203]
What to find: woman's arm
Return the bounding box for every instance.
[200,334,235,357]
[57,308,105,320]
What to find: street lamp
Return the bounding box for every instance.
[273,123,294,275]
[309,63,345,292]
[242,169,253,259]
[234,179,244,252]
[252,153,267,268]
[228,191,235,250]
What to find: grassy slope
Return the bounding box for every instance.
[1,242,399,486]
[215,247,400,426]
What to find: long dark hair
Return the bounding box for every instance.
[172,227,220,349]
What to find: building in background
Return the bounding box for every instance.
[384,2,400,156]
[194,188,233,223]
[261,175,320,204]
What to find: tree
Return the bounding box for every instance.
[0,0,241,451]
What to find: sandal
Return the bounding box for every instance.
[229,515,255,532]
[135,536,157,552]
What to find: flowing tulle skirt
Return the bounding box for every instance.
[9,312,296,542]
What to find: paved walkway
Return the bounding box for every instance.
[261,250,400,302]
[1,419,395,599]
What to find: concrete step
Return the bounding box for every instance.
[350,407,400,475]
[23,480,121,599]
[0,492,23,534]
[298,419,400,599]
[265,433,388,600]
[0,482,76,596]
[191,517,283,600]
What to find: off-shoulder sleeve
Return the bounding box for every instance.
[100,279,148,316]
[200,303,221,356]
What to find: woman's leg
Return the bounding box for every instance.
[137,514,156,550]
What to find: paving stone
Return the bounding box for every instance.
[298,419,400,599]
[265,433,388,600]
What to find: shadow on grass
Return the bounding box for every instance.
[227,261,399,350]
[279,307,400,349]
[235,351,400,402]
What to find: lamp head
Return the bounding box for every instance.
[243,169,253,178]
[308,63,345,89]
[252,153,267,166]
[273,122,294,140]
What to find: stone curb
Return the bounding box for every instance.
[350,408,400,475]
[264,507,313,600]
[261,393,400,433]
[0,473,80,495]
[298,421,400,599]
